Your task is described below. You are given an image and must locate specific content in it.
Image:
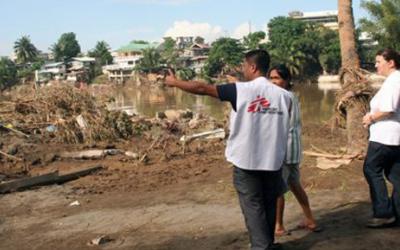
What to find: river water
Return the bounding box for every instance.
[110,82,338,124]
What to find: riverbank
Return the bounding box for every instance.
[0,85,398,250]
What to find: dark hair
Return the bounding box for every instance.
[376,48,400,69]
[268,64,292,89]
[244,49,270,75]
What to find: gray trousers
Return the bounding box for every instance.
[233,166,283,250]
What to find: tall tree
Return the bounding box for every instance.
[359,0,400,51]
[51,32,81,61]
[243,31,266,50]
[89,41,113,66]
[136,47,162,73]
[267,17,322,79]
[194,36,205,44]
[0,57,18,90]
[204,37,244,78]
[319,29,342,74]
[337,0,371,152]
[161,37,178,66]
[13,36,38,64]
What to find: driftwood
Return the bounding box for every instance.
[303,150,359,160]
[0,150,23,161]
[0,165,103,194]
[0,123,30,138]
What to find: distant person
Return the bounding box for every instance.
[267,65,321,236]
[362,48,400,228]
[165,49,292,250]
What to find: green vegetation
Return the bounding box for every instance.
[319,29,341,74]
[51,32,81,61]
[177,68,196,81]
[360,0,400,51]
[243,31,267,50]
[88,41,113,78]
[203,37,244,78]
[194,36,205,44]
[0,57,18,90]
[268,17,322,79]
[136,47,162,73]
[89,41,113,66]
[5,2,398,89]
[14,36,39,64]
[161,37,179,67]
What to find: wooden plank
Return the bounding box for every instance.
[0,165,103,194]
[56,165,103,183]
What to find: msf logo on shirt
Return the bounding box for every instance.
[247,96,270,113]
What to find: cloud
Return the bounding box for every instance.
[164,21,224,43]
[232,22,256,39]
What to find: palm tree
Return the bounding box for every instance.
[336,0,371,153]
[270,44,315,78]
[14,36,38,64]
[136,48,162,73]
[89,41,113,66]
[360,0,400,51]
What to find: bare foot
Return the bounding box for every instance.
[297,220,323,232]
[275,227,290,236]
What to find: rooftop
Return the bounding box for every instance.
[117,42,159,53]
[289,10,338,19]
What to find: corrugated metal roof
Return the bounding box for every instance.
[117,42,159,53]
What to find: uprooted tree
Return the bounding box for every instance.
[336,0,374,154]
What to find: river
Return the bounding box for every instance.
[109,82,338,124]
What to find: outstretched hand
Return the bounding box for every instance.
[164,69,177,87]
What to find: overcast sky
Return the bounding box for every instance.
[0,0,369,56]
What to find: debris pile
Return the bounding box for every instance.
[0,84,136,144]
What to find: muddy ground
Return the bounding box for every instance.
[1,117,399,249]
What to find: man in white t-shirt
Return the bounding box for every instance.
[165,50,291,250]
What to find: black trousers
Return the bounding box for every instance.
[233,166,283,250]
[363,141,400,221]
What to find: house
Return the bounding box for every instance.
[35,62,67,83]
[102,41,159,83]
[183,43,210,57]
[176,36,194,50]
[180,43,210,73]
[102,57,138,83]
[190,56,208,74]
[115,41,159,57]
[67,57,96,82]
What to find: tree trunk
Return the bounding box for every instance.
[337,0,368,153]
[338,0,360,70]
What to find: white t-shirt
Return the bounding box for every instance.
[225,77,291,171]
[369,70,400,145]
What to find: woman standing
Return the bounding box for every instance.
[268,65,320,235]
[362,48,400,228]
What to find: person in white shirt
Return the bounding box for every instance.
[268,65,320,236]
[165,50,291,250]
[362,48,400,228]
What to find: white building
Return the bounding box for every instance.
[289,10,339,30]
[102,56,141,82]
[36,62,66,83]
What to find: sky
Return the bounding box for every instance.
[0,0,370,57]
